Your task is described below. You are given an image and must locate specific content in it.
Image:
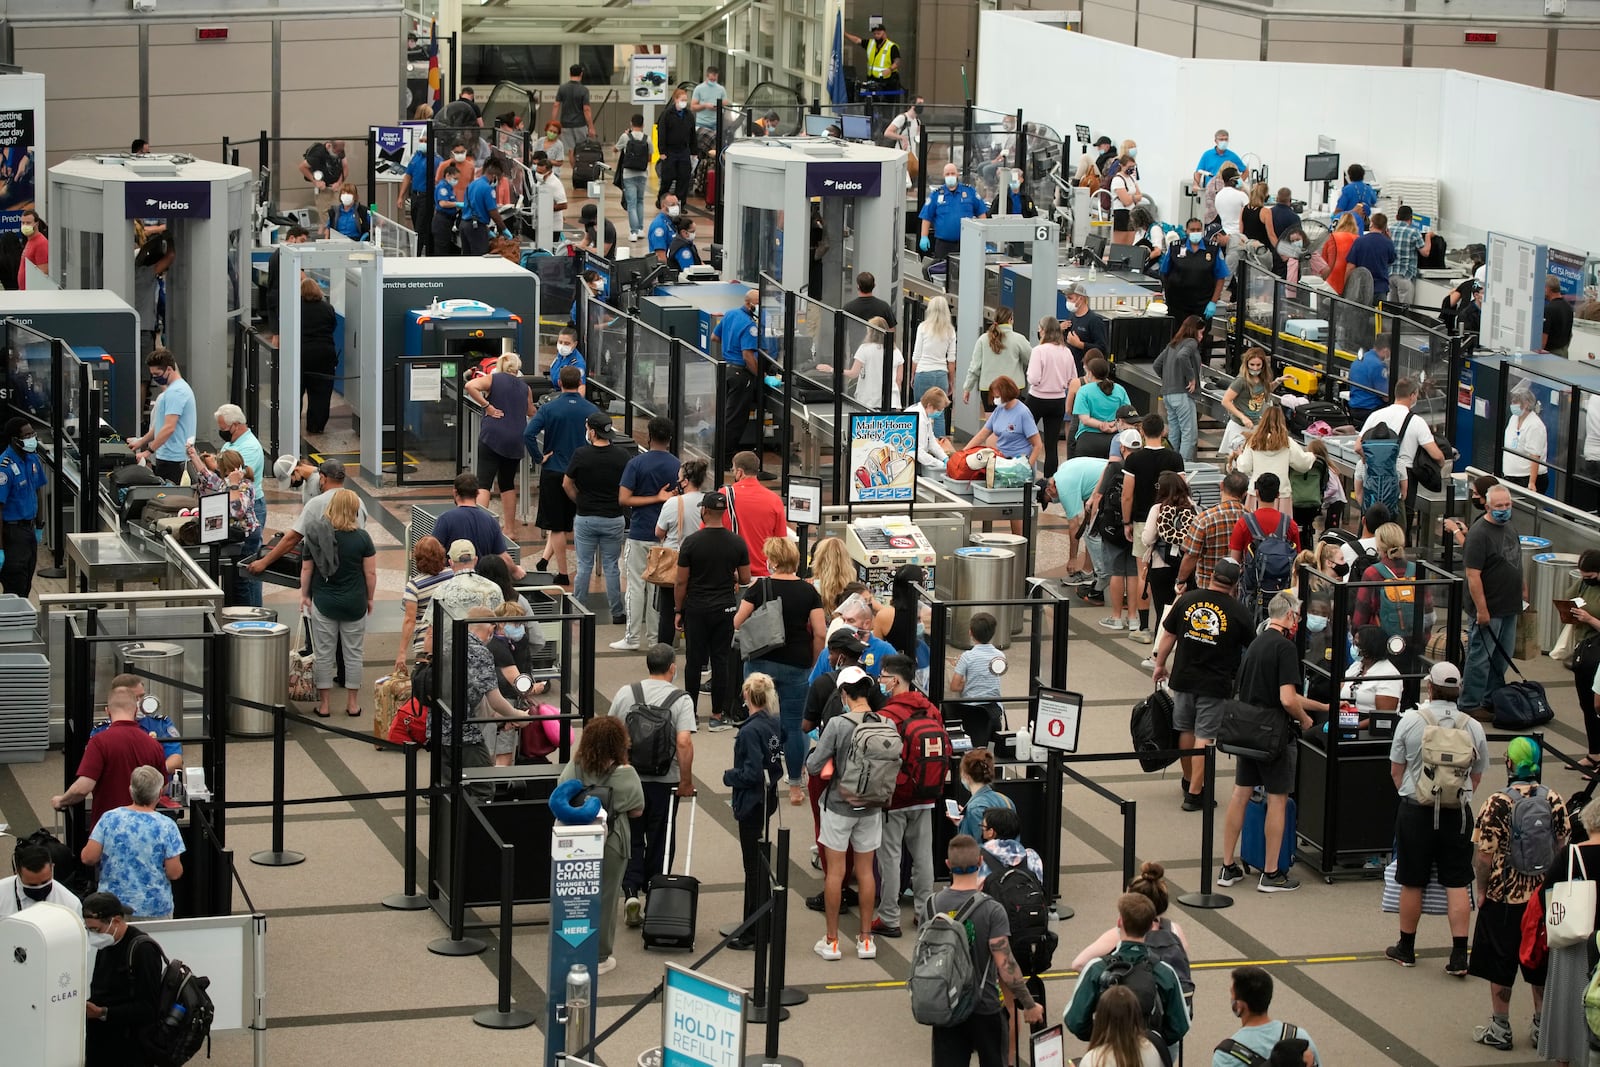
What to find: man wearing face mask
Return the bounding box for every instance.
[0,845,82,918]
[918,162,987,278]
[458,157,507,256]
[648,194,681,263]
[127,349,195,485]
[0,417,46,597]
[1059,281,1110,358]
[530,153,568,248]
[1159,217,1229,354]
[987,167,1037,221]
[1193,130,1244,202]
[82,891,166,1065]
[716,293,762,466]
[549,326,586,387]
[1460,484,1527,717]
[873,653,945,940]
[656,90,696,206]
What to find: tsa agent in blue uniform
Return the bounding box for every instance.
[459,158,507,256]
[648,196,680,262]
[0,418,46,598]
[917,162,986,276]
[666,217,701,272]
[1332,163,1377,232]
[1159,219,1230,331]
[549,327,587,386]
[325,183,370,241]
[432,163,463,256]
[401,146,433,250]
[717,288,762,467]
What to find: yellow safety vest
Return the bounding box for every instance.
[867,38,896,79]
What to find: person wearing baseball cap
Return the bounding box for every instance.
[1061,281,1110,357]
[247,455,367,578]
[1385,658,1487,973]
[676,489,750,732]
[83,890,167,1061]
[1463,733,1569,1050]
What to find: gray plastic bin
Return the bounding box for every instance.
[224,621,290,737]
[951,546,1016,650]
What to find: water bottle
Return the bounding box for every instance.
[167,771,186,805]
[164,1002,187,1033]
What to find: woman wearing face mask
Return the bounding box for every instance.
[1320,213,1361,295]
[0,418,46,598]
[962,307,1032,413]
[1564,550,1600,770]
[324,181,369,241]
[1340,625,1402,729]
[1106,143,1141,246]
[540,121,566,168]
[1222,348,1279,436]
[184,445,259,543]
[952,749,1013,842]
[486,601,547,766]
[655,89,696,205]
[432,162,463,256]
[1070,356,1129,461]
[910,296,958,438]
[1502,384,1549,494]
[557,716,645,976]
[1298,594,1339,707]
[1026,317,1077,477]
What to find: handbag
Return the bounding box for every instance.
[288,614,317,702]
[735,577,787,660]
[1381,859,1474,916]
[1553,623,1580,670]
[1216,700,1291,762]
[1547,846,1597,950]
[644,495,684,587]
[1521,888,1549,970]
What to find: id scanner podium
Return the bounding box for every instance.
[845,516,936,602]
[0,902,88,1067]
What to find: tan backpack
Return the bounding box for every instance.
[1418,705,1476,822]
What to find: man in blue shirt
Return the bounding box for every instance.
[549,327,586,386]
[399,143,434,252]
[648,195,680,263]
[0,417,46,597]
[1347,340,1390,423]
[615,416,682,651]
[666,216,701,271]
[525,365,598,584]
[717,288,762,468]
[432,471,525,579]
[431,162,463,256]
[458,157,506,256]
[918,162,986,277]
[1345,212,1397,301]
[1332,163,1376,232]
[128,349,195,484]
[1388,206,1432,306]
[1193,129,1244,190]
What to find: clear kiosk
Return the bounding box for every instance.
[48,154,253,426]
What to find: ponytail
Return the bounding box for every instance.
[986,308,1014,354]
[1086,356,1114,396]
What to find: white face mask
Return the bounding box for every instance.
[944,174,957,188]
[87,930,114,950]
[453,151,467,161]
[556,343,573,356]
[666,205,680,217]
[1216,140,1229,152]
[675,98,687,111]
[340,193,354,207]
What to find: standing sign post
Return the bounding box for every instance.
[786,474,822,577]
[545,820,605,1067]
[845,411,918,522]
[661,963,747,1067]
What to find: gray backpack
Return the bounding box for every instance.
[835,711,904,809]
[909,894,988,1027]
[1506,784,1557,877]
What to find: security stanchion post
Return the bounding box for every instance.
[1177,744,1233,910]
[249,703,304,867]
[474,826,535,1030]
[746,836,788,1025]
[383,740,430,910]
[748,827,802,1067]
[431,615,488,957]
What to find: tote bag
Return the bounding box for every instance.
[1381,860,1474,916]
[735,578,787,660]
[644,495,685,587]
[1548,846,1597,950]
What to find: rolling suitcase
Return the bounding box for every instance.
[1240,788,1296,874]
[572,140,605,185]
[642,790,699,950]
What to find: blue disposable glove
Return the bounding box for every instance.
[34,527,43,544]
[0,549,7,568]
[1204,300,1217,319]
[919,235,931,253]
[763,375,783,390]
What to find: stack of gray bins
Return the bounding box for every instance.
[0,595,44,762]
[1187,462,1225,510]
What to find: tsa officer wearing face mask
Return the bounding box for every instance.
[1193,129,1244,193]
[0,844,82,918]
[0,417,46,597]
[1159,217,1230,341]
[649,195,682,263]
[918,162,987,276]
[324,181,370,241]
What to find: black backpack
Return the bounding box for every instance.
[620,131,652,173]
[624,682,685,777]
[126,934,215,1067]
[14,826,96,899]
[1097,952,1165,1032]
[982,864,1057,975]
[1094,462,1130,545]
[1131,688,1178,772]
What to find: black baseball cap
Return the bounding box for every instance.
[701,491,729,512]
[827,629,867,656]
[1115,404,1142,423]
[82,891,134,920]
[585,412,613,434]
[1094,136,1113,148]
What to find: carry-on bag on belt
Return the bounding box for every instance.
[642,788,699,950]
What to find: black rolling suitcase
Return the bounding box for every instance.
[572,140,605,185]
[642,790,698,950]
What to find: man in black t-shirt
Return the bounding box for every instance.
[1542,274,1574,356]
[565,412,633,625]
[83,891,165,1065]
[842,271,897,329]
[1460,484,1526,714]
[675,492,751,730]
[1218,592,1324,894]
[1120,412,1184,643]
[1152,557,1254,812]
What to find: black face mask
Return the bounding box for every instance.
[1470,497,1486,511]
[913,104,925,115]
[21,881,53,902]
[1584,576,1600,587]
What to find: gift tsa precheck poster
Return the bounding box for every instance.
[848,412,918,503]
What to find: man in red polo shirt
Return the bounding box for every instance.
[723,451,787,577]
[52,673,167,830]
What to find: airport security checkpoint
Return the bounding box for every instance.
[2,10,1600,1066]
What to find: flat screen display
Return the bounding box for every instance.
[1304,152,1341,182]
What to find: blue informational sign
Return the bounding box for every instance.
[545,822,604,1067]
[662,963,747,1067]
[848,412,919,503]
[123,181,211,219]
[1549,247,1586,299]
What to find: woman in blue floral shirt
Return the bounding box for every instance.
[81,765,185,919]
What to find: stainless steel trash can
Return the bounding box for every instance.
[971,532,1029,635]
[221,606,277,625]
[1520,536,1552,593]
[224,620,290,737]
[951,546,1016,650]
[1531,553,1581,651]
[120,642,185,722]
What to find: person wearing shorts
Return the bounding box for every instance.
[1384,662,1487,974]
[467,350,533,537]
[1217,592,1322,894]
[1152,557,1252,812]
[524,365,597,585]
[805,666,887,962]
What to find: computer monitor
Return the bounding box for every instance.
[1084,232,1109,262]
[803,114,838,137]
[1304,152,1340,183]
[836,114,872,141]
[1106,244,1148,272]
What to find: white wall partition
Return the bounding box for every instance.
[979,10,1600,256]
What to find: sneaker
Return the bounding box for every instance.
[707,717,733,732]
[1384,942,1417,968]
[1217,863,1246,887]
[1257,870,1301,893]
[1078,590,1106,606]
[814,937,843,961]
[611,614,628,626]
[856,935,877,959]
[608,637,641,651]
[1140,657,1156,670]
[1129,628,1154,645]
[1181,792,1203,812]
[596,956,617,975]
[1062,570,1096,586]
[1531,1014,1541,1049]
[554,572,572,586]
[535,557,550,572]
[1099,616,1126,630]
[871,919,902,939]
[624,894,644,928]
[1471,1019,1513,1050]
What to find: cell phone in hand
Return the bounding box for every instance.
[945,799,962,820]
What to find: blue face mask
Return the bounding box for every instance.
[1489,507,1513,524]
[879,683,893,697]
[1305,613,1328,633]
[1509,403,1522,417]
[504,624,526,642]
[19,436,36,452]
[1188,231,1203,245]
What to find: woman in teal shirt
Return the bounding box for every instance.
[1071,355,1129,460]
[952,749,1014,841]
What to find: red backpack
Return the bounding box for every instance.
[945,447,991,481]
[895,708,952,806]
[387,697,428,746]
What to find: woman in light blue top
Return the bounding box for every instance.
[952,748,1014,841]
[1071,354,1130,460]
[966,375,1042,465]
[81,766,185,919]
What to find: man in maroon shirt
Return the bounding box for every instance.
[52,674,167,830]
[723,451,788,578]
